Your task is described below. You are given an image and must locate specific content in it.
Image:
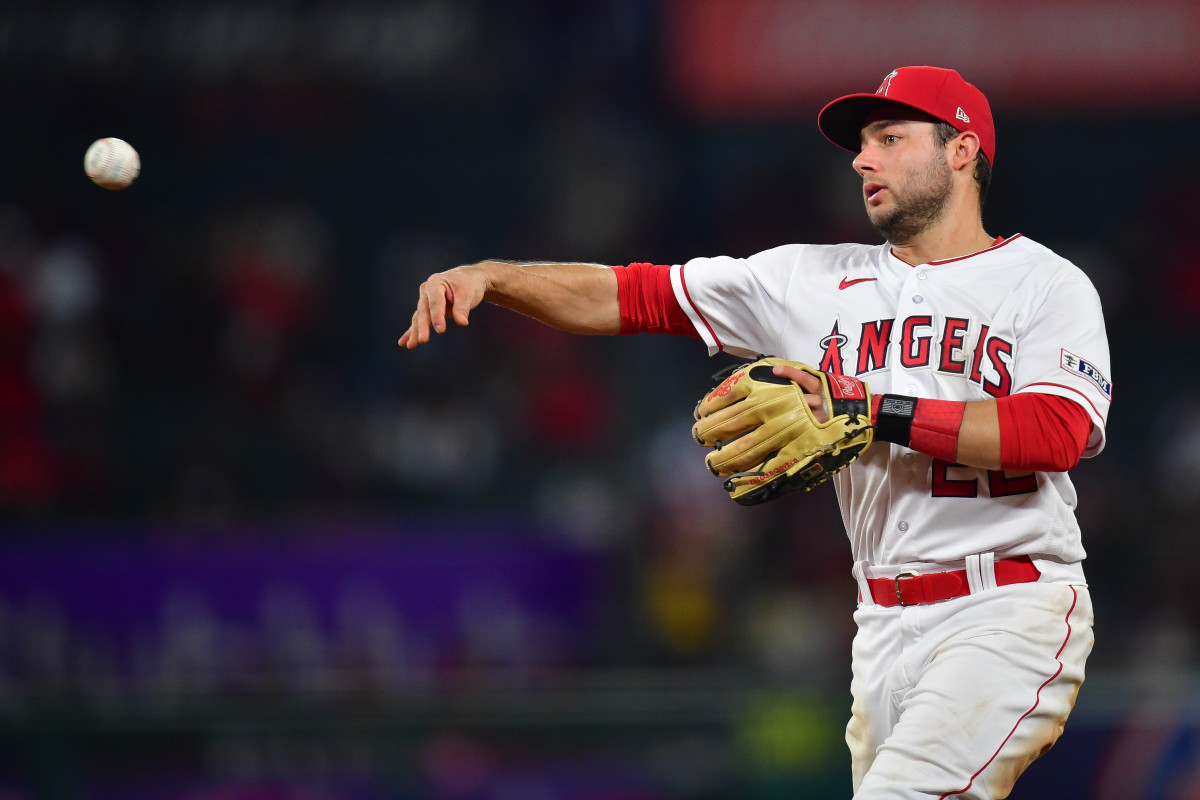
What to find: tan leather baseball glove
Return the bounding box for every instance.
[692,357,874,505]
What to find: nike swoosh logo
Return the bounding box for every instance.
[839,277,878,290]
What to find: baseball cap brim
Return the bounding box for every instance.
[817,94,939,155]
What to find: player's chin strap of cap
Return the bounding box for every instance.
[853,554,1041,607]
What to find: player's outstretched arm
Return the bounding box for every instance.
[398,260,621,349]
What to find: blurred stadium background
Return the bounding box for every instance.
[0,1,1197,798]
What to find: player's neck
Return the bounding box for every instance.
[888,207,993,266]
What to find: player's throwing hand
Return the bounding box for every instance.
[398,264,490,349]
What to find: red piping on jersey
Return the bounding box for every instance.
[1021,381,1107,420]
[890,234,1023,267]
[938,586,1078,799]
[678,263,723,351]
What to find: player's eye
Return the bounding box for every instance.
[884,134,900,145]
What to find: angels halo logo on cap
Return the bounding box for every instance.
[817,66,996,165]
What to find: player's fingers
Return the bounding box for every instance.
[807,393,829,423]
[402,267,488,348]
[772,365,830,422]
[446,286,473,327]
[424,279,452,334]
[774,364,819,392]
[398,322,424,349]
[409,291,433,345]
[451,269,493,326]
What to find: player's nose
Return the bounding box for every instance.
[852,148,876,177]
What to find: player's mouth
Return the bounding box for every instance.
[864,183,887,204]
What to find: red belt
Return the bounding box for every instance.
[866,556,1040,607]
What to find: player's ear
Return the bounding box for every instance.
[948,131,982,172]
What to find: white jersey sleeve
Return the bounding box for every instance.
[670,244,818,358]
[1007,258,1112,457]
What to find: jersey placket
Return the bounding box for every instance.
[881,263,935,556]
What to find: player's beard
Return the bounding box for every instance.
[868,150,953,244]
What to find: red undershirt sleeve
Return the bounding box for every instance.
[870,391,1092,471]
[611,263,699,337]
[996,393,1092,472]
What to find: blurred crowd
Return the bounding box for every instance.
[1,1,1200,795]
[0,0,875,693]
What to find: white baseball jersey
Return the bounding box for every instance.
[670,234,1112,572]
[671,234,1108,797]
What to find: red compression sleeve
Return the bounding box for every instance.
[611,263,698,337]
[870,395,964,462]
[996,393,1092,472]
[871,392,1093,471]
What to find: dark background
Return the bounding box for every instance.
[0,2,1195,798]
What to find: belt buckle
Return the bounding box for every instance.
[894,572,918,606]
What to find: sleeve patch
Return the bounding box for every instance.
[1061,349,1112,399]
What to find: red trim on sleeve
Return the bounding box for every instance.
[997,393,1091,472]
[678,263,722,349]
[1020,381,1107,420]
[611,263,698,337]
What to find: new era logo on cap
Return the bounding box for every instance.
[817,66,996,164]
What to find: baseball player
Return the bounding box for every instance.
[399,66,1111,799]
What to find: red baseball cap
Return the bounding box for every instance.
[817,66,995,164]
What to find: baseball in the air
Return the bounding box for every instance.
[84,137,140,190]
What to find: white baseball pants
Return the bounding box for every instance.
[847,581,1093,799]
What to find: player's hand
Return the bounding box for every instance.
[772,363,830,423]
[398,264,490,349]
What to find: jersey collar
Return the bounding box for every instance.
[890,234,1022,267]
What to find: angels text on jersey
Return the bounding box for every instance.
[817,315,1015,397]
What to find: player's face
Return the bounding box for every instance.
[853,115,953,243]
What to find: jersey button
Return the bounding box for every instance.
[905,385,917,395]
[898,521,910,532]
[917,270,928,279]
[913,294,924,303]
